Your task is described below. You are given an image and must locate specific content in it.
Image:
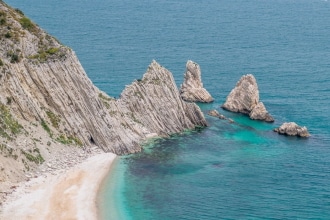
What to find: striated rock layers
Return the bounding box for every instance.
[222,74,274,122]
[0,2,207,190]
[274,122,310,137]
[117,60,207,146]
[180,60,213,103]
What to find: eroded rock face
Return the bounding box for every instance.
[180,60,213,103]
[118,60,208,144]
[222,74,274,122]
[249,102,274,122]
[274,122,310,137]
[1,57,207,155]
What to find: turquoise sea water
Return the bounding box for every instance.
[6,0,330,219]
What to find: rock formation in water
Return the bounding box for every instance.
[274,122,310,137]
[221,74,274,122]
[207,110,234,123]
[180,60,213,103]
[208,110,226,120]
[249,102,274,122]
[0,2,207,196]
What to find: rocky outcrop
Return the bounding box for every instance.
[180,60,213,103]
[117,60,207,144]
[274,122,310,137]
[249,102,274,122]
[221,74,274,122]
[0,2,207,194]
[207,110,234,123]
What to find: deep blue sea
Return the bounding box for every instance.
[6,0,330,219]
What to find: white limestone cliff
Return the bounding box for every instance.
[0,2,207,197]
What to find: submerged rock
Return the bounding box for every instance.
[274,122,310,137]
[207,109,235,123]
[180,60,213,103]
[207,110,226,120]
[221,74,274,122]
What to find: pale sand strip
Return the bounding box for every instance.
[0,153,116,220]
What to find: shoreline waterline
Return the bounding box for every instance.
[0,153,117,220]
[98,156,133,220]
[97,157,120,220]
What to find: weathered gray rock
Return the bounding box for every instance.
[180,60,213,103]
[274,122,310,137]
[222,74,274,122]
[249,102,274,122]
[222,74,258,114]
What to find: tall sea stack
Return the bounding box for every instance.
[180,60,214,103]
[222,74,274,122]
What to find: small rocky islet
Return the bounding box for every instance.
[221,74,274,122]
[274,122,310,137]
[203,74,310,137]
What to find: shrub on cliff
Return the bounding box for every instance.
[19,17,36,32]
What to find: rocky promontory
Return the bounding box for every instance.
[0,1,207,197]
[274,122,310,137]
[180,60,213,103]
[222,74,274,122]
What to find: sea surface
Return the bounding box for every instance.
[6,0,330,219]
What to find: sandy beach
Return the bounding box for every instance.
[0,153,116,220]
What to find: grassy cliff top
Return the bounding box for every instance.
[0,1,67,65]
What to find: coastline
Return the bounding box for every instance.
[97,157,130,220]
[0,153,117,220]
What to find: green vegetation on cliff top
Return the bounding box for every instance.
[0,102,23,140]
[0,2,64,64]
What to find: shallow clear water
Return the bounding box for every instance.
[6,0,330,219]
[104,115,330,219]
